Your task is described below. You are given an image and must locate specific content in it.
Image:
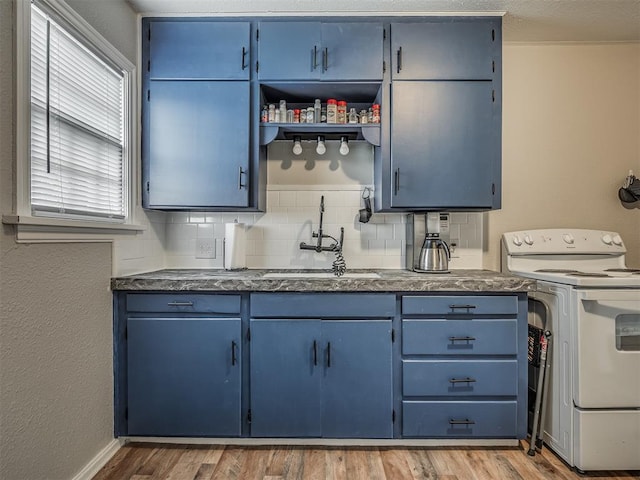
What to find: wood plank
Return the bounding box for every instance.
[299,447,326,480]
[92,445,158,480]
[210,446,244,480]
[403,447,439,479]
[325,448,348,480]
[379,448,414,480]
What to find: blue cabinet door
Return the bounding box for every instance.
[390,81,498,209]
[391,21,499,80]
[146,80,250,208]
[127,317,242,436]
[258,22,383,81]
[148,21,250,80]
[250,319,322,437]
[258,22,321,80]
[321,320,393,438]
[320,23,384,81]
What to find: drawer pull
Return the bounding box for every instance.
[449,418,476,426]
[231,341,237,366]
[449,336,476,343]
[449,304,477,310]
[313,340,318,366]
[449,377,476,384]
[167,301,194,307]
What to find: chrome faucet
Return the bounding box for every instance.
[300,196,344,253]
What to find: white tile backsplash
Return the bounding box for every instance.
[160,187,484,270]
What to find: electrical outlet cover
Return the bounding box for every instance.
[196,238,216,259]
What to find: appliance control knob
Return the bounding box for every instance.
[562,233,575,245]
[512,235,523,246]
[601,234,613,245]
[612,234,623,246]
[524,234,534,245]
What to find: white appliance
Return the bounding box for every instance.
[501,229,640,472]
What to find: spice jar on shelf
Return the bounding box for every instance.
[359,110,368,124]
[268,104,276,123]
[348,108,358,124]
[371,104,381,124]
[326,99,337,124]
[337,100,347,124]
[293,109,300,123]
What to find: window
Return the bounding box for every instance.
[29,1,129,222]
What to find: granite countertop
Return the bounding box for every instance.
[111,269,535,293]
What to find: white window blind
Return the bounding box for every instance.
[30,3,127,221]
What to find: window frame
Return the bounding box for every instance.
[8,0,144,240]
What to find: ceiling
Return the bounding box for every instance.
[125,0,640,43]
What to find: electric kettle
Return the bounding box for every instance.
[416,235,451,272]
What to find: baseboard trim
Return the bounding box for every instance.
[122,437,520,447]
[71,439,121,480]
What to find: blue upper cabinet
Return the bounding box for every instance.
[258,21,384,81]
[391,21,499,80]
[377,18,502,211]
[390,81,498,209]
[146,81,250,208]
[148,21,250,80]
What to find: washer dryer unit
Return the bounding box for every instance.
[501,229,640,472]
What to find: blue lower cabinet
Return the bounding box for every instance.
[127,317,242,436]
[322,321,393,438]
[249,318,393,438]
[249,319,323,437]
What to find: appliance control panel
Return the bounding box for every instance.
[502,229,626,255]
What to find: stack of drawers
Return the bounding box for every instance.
[400,295,522,438]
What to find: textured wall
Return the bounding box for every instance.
[485,43,640,270]
[0,1,135,479]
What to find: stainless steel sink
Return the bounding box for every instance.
[262,272,381,279]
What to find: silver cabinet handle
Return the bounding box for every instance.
[449,336,476,343]
[449,418,475,425]
[167,301,193,307]
[449,377,476,384]
[449,304,477,310]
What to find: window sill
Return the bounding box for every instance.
[2,215,146,243]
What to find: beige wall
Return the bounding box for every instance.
[486,42,640,269]
[0,1,137,479]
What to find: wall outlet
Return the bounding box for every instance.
[196,238,216,259]
[449,238,459,258]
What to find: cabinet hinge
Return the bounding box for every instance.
[492,183,496,195]
[247,409,252,423]
[247,327,251,341]
[146,181,150,193]
[492,29,495,41]
[391,328,395,343]
[147,90,150,101]
[383,60,386,74]
[492,60,495,73]
[392,409,396,423]
[383,28,386,40]
[492,89,495,103]
[256,61,259,73]
[256,29,259,41]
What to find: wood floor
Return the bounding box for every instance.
[92,441,640,480]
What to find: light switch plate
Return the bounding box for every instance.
[196,238,216,259]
